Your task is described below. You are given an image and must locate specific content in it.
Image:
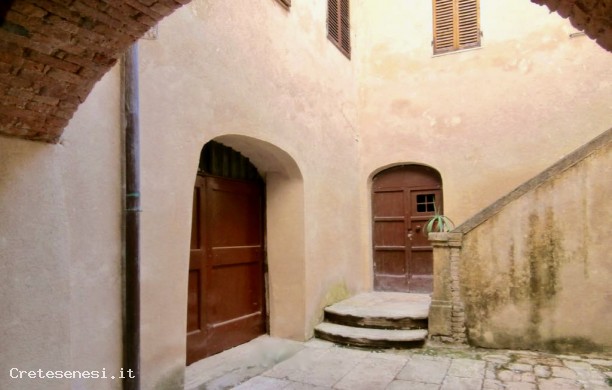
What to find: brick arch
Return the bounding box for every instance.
[0,0,191,143]
[0,0,610,143]
[532,0,612,50]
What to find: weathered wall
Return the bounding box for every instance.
[0,68,122,390]
[460,136,612,353]
[2,0,361,388]
[136,1,361,388]
[1,0,611,143]
[2,0,610,388]
[357,0,612,230]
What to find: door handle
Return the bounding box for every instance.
[407,231,413,240]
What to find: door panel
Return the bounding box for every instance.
[187,270,201,334]
[373,190,404,216]
[376,250,407,275]
[209,262,262,323]
[373,188,408,290]
[372,166,442,293]
[374,221,405,246]
[187,175,265,364]
[187,177,208,363]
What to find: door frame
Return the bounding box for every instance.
[370,164,444,293]
[187,140,268,364]
[184,135,307,367]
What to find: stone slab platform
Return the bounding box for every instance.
[186,336,612,390]
[314,322,428,348]
[324,292,431,320]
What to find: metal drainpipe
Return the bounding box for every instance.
[123,43,141,390]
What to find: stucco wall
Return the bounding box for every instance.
[2,0,361,388]
[2,0,611,389]
[0,68,122,390]
[356,0,612,227]
[460,139,612,353]
[137,1,361,388]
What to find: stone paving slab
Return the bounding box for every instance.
[185,336,612,389]
[263,346,367,387]
[184,336,304,390]
[396,355,450,384]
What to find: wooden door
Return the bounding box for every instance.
[372,165,442,293]
[187,175,265,364]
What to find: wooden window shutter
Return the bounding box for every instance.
[433,0,480,54]
[457,0,479,49]
[276,0,291,9]
[328,0,351,58]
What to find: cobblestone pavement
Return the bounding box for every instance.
[185,336,612,390]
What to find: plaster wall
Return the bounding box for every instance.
[460,141,612,353]
[0,68,122,390]
[136,1,361,388]
[2,0,362,388]
[2,0,611,388]
[356,0,612,227]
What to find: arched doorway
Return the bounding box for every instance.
[372,165,443,293]
[186,141,266,364]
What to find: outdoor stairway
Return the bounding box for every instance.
[314,292,431,349]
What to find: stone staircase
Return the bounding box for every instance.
[314,292,431,349]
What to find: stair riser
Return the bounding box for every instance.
[324,311,428,330]
[314,329,427,349]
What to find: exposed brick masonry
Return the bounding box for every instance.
[531,0,612,50]
[0,0,191,143]
[0,0,609,143]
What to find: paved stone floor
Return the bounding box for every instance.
[185,336,612,390]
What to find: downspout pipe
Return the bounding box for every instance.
[123,43,141,390]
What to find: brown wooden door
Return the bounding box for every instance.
[372,165,443,293]
[187,175,265,364]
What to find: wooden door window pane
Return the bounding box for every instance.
[416,194,436,213]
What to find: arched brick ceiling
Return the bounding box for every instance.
[533,0,612,49]
[0,0,191,143]
[0,0,610,144]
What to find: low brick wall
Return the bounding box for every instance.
[429,232,467,344]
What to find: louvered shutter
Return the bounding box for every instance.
[328,0,339,44]
[457,0,479,49]
[433,0,454,53]
[276,0,291,9]
[433,0,480,54]
[340,0,351,56]
[328,0,350,58]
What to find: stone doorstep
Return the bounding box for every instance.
[316,292,432,349]
[324,292,431,320]
[324,310,429,330]
[314,322,428,349]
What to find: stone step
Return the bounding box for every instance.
[314,322,428,349]
[324,292,430,330]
